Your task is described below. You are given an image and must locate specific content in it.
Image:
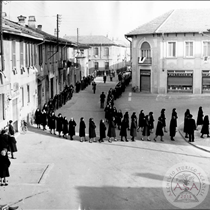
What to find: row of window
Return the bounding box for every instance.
[94,62,109,70]
[93,47,109,56]
[140,41,210,58]
[11,41,68,72]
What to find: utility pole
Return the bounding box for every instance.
[56,14,61,52]
[0,0,5,72]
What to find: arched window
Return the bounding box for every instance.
[140,42,151,57]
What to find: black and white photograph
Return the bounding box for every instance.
[0,1,210,209]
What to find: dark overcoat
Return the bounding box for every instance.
[184,111,190,133]
[0,133,9,151]
[56,116,63,132]
[107,120,116,138]
[41,112,47,126]
[130,119,137,137]
[49,114,56,130]
[69,120,77,136]
[188,118,196,134]
[142,119,150,136]
[169,117,177,137]
[148,115,154,130]
[63,119,69,135]
[155,118,164,136]
[89,121,96,138]
[0,153,10,178]
[201,117,209,135]
[99,121,106,139]
[35,110,42,125]
[120,119,128,137]
[160,112,166,127]
[8,125,17,153]
[197,108,204,126]
[138,112,145,128]
[79,121,86,137]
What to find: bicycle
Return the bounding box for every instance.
[21,120,28,134]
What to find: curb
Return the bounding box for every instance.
[178,123,210,153]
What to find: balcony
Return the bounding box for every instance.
[138,57,152,65]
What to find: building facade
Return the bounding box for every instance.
[125,9,210,94]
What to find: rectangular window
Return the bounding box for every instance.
[185,41,193,57]
[20,41,24,69]
[104,47,109,56]
[31,44,34,65]
[94,47,99,56]
[203,41,210,57]
[27,84,30,103]
[105,62,109,69]
[21,87,24,107]
[168,42,176,57]
[34,44,36,65]
[12,40,16,69]
[94,62,99,70]
[25,43,29,67]
[38,45,43,65]
[0,94,5,120]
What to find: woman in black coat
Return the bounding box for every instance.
[138,110,145,131]
[99,119,106,143]
[79,117,86,142]
[197,106,204,127]
[0,148,10,186]
[184,109,190,138]
[49,111,56,135]
[41,110,47,131]
[116,110,123,130]
[89,118,96,143]
[56,113,63,137]
[200,115,210,138]
[8,121,17,159]
[130,113,137,141]
[35,108,42,129]
[62,117,69,139]
[107,117,117,143]
[120,117,129,142]
[160,109,167,132]
[68,118,77,140]
[154,116,164,142]
[169,108,178,141]
[148,112,154,133]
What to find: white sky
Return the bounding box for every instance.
[3,1,210,41]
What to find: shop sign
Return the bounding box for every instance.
[168,71,193,76]
[202,71,210,76]
[140,70,151,75]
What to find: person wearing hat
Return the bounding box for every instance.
[68,117,77,140]
[160,109,167,132]
[8,120,17,159]
[79,117,86,142]
[89,118,97,143]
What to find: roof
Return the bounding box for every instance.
[64,35,116,46]
[3,18,43,40]
[125,9,210,36]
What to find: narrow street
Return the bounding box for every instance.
[1,77,210,210]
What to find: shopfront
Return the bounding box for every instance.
[140,70,151,92]
[167,70,193,93]
[202,70,210,93]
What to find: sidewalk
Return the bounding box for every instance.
[178,123,210,153]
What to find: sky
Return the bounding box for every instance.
[3,1,210,42]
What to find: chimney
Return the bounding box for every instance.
[28,16,36,28]
[17,15,27,26]
[2,12,7,18]
[37,25,42,30]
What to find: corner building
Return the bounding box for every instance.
[125,9,210,94]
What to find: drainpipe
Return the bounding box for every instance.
[125,35,132,70]
[162,33,165,72]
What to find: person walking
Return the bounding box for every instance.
[142,115,151,141]
[154,116,164,142]
[0,148,11,186]
[49,111,56,135]
[41,109,47,131]
[99,119,106,143]
[138,110,145,132]
[92,81,96,94]
[79,117,86,142]
[107,116,117,143]
[160,109,167,132]
[35,108,42,129]
[103,73,107,83]
[148,112,154,133]
[200,115,210,138]
[89,118,96,143]
[184,109,191,138]
[100,92,106,109]
[56,113,63,137]
[8,120,17,159]
[197,106,204,128]
[188,114,196,142]
[169,108,178,141]
[116,110,123,130]
[62,117,69,139]
[120,117,129,142]
[68,118,77,140]
[130,114,137,141]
